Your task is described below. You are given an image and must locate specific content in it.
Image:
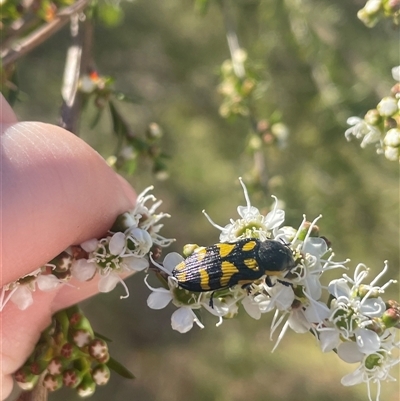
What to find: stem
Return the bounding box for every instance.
[220,0,245,79]
[59,12,94,134]
[1,0,91,68]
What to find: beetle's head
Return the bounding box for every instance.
[258,240,295,276]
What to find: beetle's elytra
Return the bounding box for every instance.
[172,238,295,292]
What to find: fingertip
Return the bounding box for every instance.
[0,93,18,125]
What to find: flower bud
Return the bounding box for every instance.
[60,343,86,360]
[14,366,39,390]
[92,364,111,385]
[47,357,68,375]
[30,358,50,375]
[76,373,97,397]
[67,308,94,336]
[297,222,320,240]
[70,329,94,348]
[183,244,200,257]
[146,122,163,140]
[384,128,400,147]
[88,339,109,363]
[381,307,400,328]
[43,373,63,391]
[377,97,398,117]
[391,83,400,97]
[63,368,84,388]
[364,109,381,125]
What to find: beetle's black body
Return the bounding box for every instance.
[172,238,295,292]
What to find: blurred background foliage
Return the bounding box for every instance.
[3,0,399,400]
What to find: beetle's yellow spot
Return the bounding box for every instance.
[174,261,186,271]
[220,261,239,286]
[199,268,211,290]
[217,243,236,258]
[195,247,207,262]
[174,269,187,282]
[241,240,257,252]
[244,258,259,271]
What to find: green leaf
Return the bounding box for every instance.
[109,100,133,139]
[98,2,124,27]
[89,106,104,129]
[107,357,135,379]
[93,331,113,342]
[195,0,210,15]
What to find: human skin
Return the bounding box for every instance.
[0,94,136,399]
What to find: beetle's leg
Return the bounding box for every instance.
[209,291,215,308]
[241,283,255,294]
[277,279,292,287]
[265,276,275,287]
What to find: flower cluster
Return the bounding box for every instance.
[345,66,400,162]
[0,186,172,311]
[357,0,400,27]
[146,178,399,401]
[218,49,259,118]
[14,306,121,396]
[318,263,399,400]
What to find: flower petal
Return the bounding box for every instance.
[163,253,184,273]
[328,278,350,299]
[360,297,386,317]
[98,273,120,293]
[171,307,194,333]
[147,290,172,309]
[71,259,97,281]
[341,367,364,386]
[10,286,33,310]
[80,238,99,253]
[337,341,364,363]
[36,274,61,291]
[288,309,310,333]
[241,297,261,320]
[123,256,149,271]
[355,328,381,355]
[109,232,126,255]
[319,330,340,352]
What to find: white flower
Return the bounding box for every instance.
[10,286,34,310]
[383,128,400,147]
[345,117,381,148]
[392,66,400,82]
[71,258,97,281]
[384,146,399,161]
[145,253,205,333]
[364,0,382,14]
[341,347,400,401]
[0,270,63,311]
[125,227,153,257]
[79,75,97,93]
[171,308,197,333]
[129,186,174,247]
[203,177,285,242]
[377,97,398,117]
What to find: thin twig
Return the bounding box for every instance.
[220,0,245,79]
[1,0,91,67]
[59,13,94,134]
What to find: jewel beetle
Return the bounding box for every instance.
[172,238,295,292]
